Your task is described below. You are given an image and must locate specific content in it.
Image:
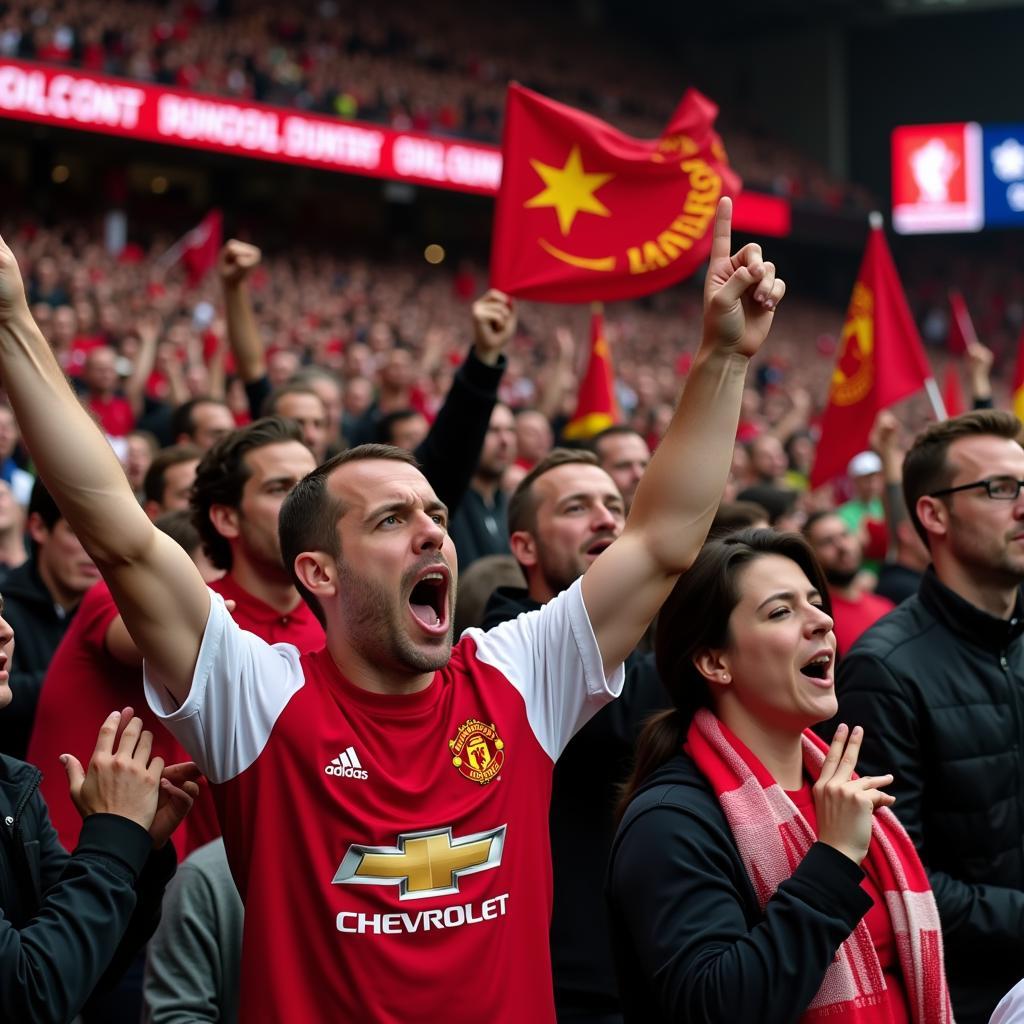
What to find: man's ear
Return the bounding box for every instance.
[508,530,538,569]
[293,551,338,604]
[26,511,49,547]
[208,504,240,541]
[693,648,732,690]
[916,495,948,542]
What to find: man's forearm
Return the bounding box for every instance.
[627,342,747,571]
[0,312,149,565]
[223,283,265,383]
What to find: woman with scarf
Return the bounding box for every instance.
[608,529,953,1024]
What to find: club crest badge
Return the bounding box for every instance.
[449,719,504,785]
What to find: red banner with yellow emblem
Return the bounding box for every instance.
[810,222,933,488]
[563,304,620,440]
[490,83,740,303]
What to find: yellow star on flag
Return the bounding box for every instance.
[524,145,614,236]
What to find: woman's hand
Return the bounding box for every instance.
[62,707,164,833]
[813,724,895,865]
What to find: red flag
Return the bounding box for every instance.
[942,363,966,417]
[165,210,223,286]
[947,289,977,355]
[491,83,740,303]
[562,304,619,440]
[810,220,933,488]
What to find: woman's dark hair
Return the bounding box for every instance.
[617,528,831,819]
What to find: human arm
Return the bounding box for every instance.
[0,234,211,707]
[0,710,184,1024]
[124,313,161,421]
[869,410,905,561]
[838,651,1024,957]
[609,800,871,1023]
[219,240,269,420]
[582,197,785,673]
[965,341,994,410]
[413,290,511,517]
[535,325,576,423]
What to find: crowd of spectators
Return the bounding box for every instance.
[0,0,873,209]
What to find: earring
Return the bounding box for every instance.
[721,673,730,683]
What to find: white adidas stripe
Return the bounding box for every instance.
[345,746,362,769]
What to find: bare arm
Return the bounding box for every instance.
[0,235,209,705]
[582,198,785,672]
[536,325,576,423]
[124,314,161,420]
[219,240,265,384]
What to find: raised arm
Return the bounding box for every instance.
[582,197,785,672]
[219,240,271,421]
[414,290,511,516]
[0,235,210,706]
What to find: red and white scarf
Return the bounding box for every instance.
[687,709,953,1024]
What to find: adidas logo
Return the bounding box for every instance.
[325,746,369,780]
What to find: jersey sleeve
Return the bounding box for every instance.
[143,590,305,784]
[464,576,625,761]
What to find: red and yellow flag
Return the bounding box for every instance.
[943,362,966,418]
[491,83,740,303]
[1012,325,1024,423]
[810,221,933,488]
[562,305,619,441]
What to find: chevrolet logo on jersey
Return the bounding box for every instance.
[333,825,506,901]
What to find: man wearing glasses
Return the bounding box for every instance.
[837,409,1024,1024]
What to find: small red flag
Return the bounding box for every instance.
[491,83,740,303]
[947,289,977,356]
[180,210,223,286]
[562,304,619,441]
[810,219,933,488]
[942,363,966,417]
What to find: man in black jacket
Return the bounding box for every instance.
[0,591,198,1024]
[482,449,667,1023]
[0,478,99,758]
[836,409,1024,1024]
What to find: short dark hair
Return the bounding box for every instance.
[27,477,61,553]
[709,500,770,539]
[903,410,1024,547]
[261,384,326,418]
[589,425,644,456]
[376,409,423,446]
[170,397,232,441]
[143,443,201,505]
[191,417,306,571]
[278,444,420,627]
[802,509,841,540]
[507,448,600,536]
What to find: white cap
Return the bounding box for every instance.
[848,450,883,478]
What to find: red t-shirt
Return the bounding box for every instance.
[88,394,135,437]
[786,782,910,1024]
[26,582,200,858]
[144,578,622,1023]
[829,590,895,655]
[208,573,325,652]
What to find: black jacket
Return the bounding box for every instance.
[0,752,176,1024]
[482,586,668,1016]
[836,566,1024,1024]
[0,557,76,759]
[607,753,871,1024]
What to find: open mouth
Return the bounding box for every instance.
[585,537,615,558]
[408,569,449,633]
[799,652,833,682]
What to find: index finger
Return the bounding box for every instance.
[709,196,733,263]
[92,710,122,758]
[835,725,864,782]
[818,723,848,783]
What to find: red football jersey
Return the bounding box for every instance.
[145,578,622,1023]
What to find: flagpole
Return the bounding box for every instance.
[923,377,948,421]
